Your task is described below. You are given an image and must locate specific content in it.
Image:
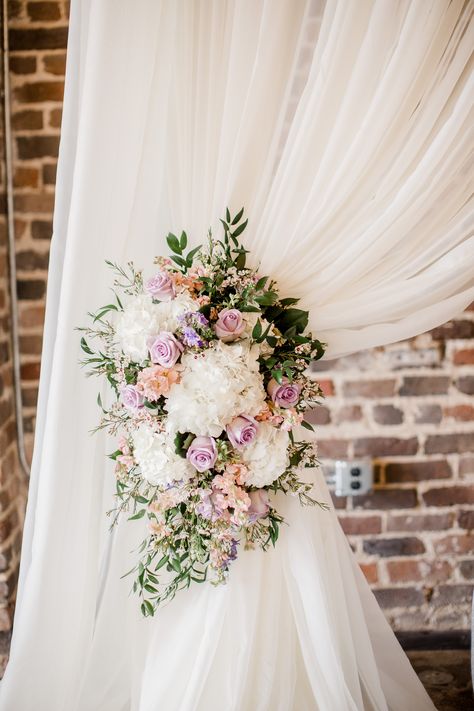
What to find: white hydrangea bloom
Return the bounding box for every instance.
[115,292,199,363]
[242,422,290,487]
[165,341,266,437]
[153,292,200,332]
[132,423,193,487]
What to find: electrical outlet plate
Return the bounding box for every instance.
[323,459,373,497]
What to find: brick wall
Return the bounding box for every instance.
[310,319,474,632]
[2,0,473,646]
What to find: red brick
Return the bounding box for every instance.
[459,455,474,477]
[385,460,451,483]
[460,560,474,579]
[399,376,450,397]
[434,534,474,555]
[359,562,378,584]
[21,388,38,408]
[373,587,424,609]
[458,510,474,530]
[43,52,66,75]
[13,167,39,189]
[20,362,41,381]
[386,559,452,584]
[330,492,347,510]
[336,405,362,423]
[31,219,53,240]
[317,439,349,458]
[317,379,334,397]
[16,279,46,300]
[16,250,49,271]
[42,163,57,184]
[14,81,64,104]
[16,135,60,159]
[414,404,442,424]
[363,537,425,557]
[373,404,403,425]
[9,55,37,75]
[387,513,454,532]
[343,379,396,398]
[338,515,382,535]
[425,433,474,455]
[14,194,55,214]
[353,488,418,510]
[354,437,418,457]
[453,348,474,365]
[456,376,474,395]
[8,27,69,51]
[444,404,474,421]
[27,2,62,22]
[304,407,330,425]
[49,108,62,128]
[431,320,474,340]
[423,485,474,507]
[19,305,45,328]
[433,584,473,606]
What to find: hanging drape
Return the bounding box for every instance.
[1,1,473,709]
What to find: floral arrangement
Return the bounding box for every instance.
[79,209,327,616]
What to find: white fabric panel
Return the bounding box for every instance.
[2,0,472,709]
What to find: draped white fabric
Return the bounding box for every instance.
[2,0,473,709]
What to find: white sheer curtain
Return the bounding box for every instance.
[1,1,473,709]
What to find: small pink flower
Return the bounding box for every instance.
[214,309,245,342]
[226,414,258,449]
[137,365,180,400]
[267,377,301,408]
[148,332,183,367]
[186,436,218,472]
[146,271,175,301]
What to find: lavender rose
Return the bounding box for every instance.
[186,436,218,472]
[146,271,175,301]
[226,414,258,449]
[148,332,183,367]
[247,489,270,522]
[120,384,145,410]
[214,308,245,342]
[267,377,301,408]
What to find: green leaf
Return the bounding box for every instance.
[252,320,262,340]
[254,291,279,306]
[255,276,268,290]
[231,207,244,225]
[185,245,201,267]
[166,232,182,254]
[301,420,315,432]
[275,308,309,335]
[170,558,182,573]
[142,600,155,617]
[225,207,231,223]
[180,231,188,250]
[128,509,146,521]
[235,251,246,270]
[170,255,187,269]
[80,337,93,355]
[134,495,149,504]
[155,555,169,571]
[108,449,122,461]
[279,297,300,307]
[231,219,248,238]
[272,368,283,384]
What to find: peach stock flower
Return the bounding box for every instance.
[137,365,181,401]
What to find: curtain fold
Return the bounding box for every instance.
[1,1,473,709]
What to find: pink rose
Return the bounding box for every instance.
[267,377,301,408]
[186,436,218,472]
[226,415,258,449]
[214,309,245,342]
[146,271,175,301]
[120,384,145,410]
[148,332,183,367]
[247,490,270,522]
